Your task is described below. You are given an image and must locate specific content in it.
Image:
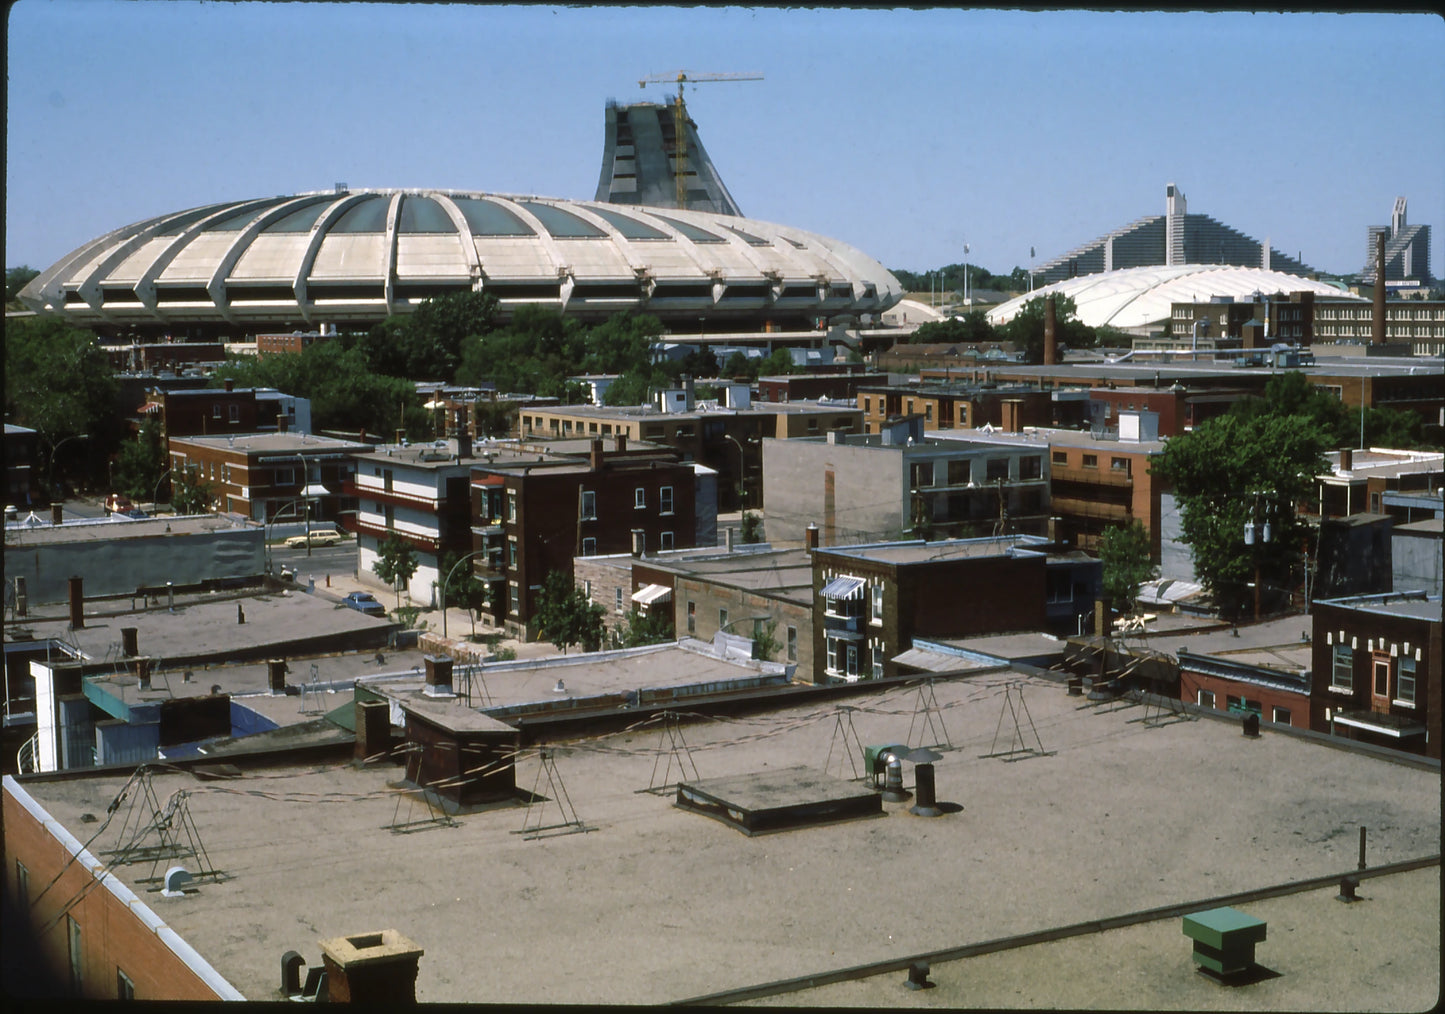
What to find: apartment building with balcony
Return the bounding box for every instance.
[763,416,1052,546]
[515,384,861,511]
[470,436,715,640]
[1312,591,1440,759]
[811,534,1100,684]
[166,432,371,523]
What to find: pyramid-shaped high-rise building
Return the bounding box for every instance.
[594,100,743,216]
[1362,197,1432,286]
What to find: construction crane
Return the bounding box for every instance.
[638,70,763,208]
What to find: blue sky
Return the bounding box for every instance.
[6,4,1443,279]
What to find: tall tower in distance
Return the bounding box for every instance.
[1362,197,1432,287]
[594,100,744,216]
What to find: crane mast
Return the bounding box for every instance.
[638,70,763,209]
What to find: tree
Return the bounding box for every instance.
[170,467,214,515]
[1098,521,1158,616]
[112,416,166,500]
[6,265,40,304]
[739,511,764,544]
[1153,410,1330,621]
[473,398,518,439]
[908,311,995,345]
[439,551,488,637]
[372,537,419,609]
[612,607,674,648]
[751,619,782,662]
[996,294,1097,363]
[534,571,605,653]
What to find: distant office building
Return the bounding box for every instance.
[1032,182,1313,286]
[1362,197,1432,288]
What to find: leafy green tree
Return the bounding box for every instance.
[170,467,214,515]
[739,511,764,544]
[612,607,674,648]
[6,265,40,304]
[1098,521,1158,616]
[602,372,655,407]
[439,550,488,637]
[757,347,797,376]
[908,310,995,345]
[1153,411,1330,621]
[534,571,605,653]
[112,416,166,500]
[4,316,121,482]
[996,294,1096,363]
[372,536,419,609]
[751,619,782,662]
[473,398,518,438]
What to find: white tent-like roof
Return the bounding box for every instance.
[986,265,1360,332]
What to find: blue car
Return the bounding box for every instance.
[342,592,387,617]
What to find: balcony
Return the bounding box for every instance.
[823,613,862,634]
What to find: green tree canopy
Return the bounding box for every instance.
[6,265,40,304]
[113,416,167,500]
[995,294,1097,364]
[611,607,674,649]
[534,571,605,653]
[907,310,996,345]
[1098,521,1158,615]
[372,537,419,608]
[1153,407,1330,621]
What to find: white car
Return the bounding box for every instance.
[283,530,346,548]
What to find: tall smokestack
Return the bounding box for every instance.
[1044,295,1058,366]
[1373,232,1387,345]
[67,576,84,629]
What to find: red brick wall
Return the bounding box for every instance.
[3,781,231,1000]
[1179,669,1308,727]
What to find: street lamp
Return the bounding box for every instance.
[263,498,309,575]
[47,432,90,502]
[722,433,750,511]
[151,467,172,510]
[439,548,490,639]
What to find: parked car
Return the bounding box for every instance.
[284,530,347,548]
[342,592,387,617]
[104,493,135,514]
[118,507,149,519]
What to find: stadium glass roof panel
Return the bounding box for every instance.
[518,201,606,238]
[452,198,534,237]
[586,206,669,240]
[652,214,726,243]
[264,203,330,233]
[398,196,457,234]
[331,196,391,233]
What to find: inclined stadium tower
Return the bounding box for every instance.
[19,105,901,339]
[1033,182,1315,286]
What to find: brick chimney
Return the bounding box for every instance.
[1043,295,1058,366]
[268,658,287,694]
[805,523,819,550]
[455,408,472,459]
[354,700,391,762]
[224,377,235,392]
[615,432,627,454]
[1339,447,1353,472]
[423,655,454,697]
[67,575,84,629]
[318,930,424,1003]
[1372,231,1387,345]
[590,438,604,472]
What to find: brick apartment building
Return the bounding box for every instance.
[811,533,1100,684]
[756,371,889,404]
[1312,591,1440,759]
[857,382,1056,434]
[158,379,310,439]
[166,433,372,522]
[471,436,715,640]
[1177,650,1311,730]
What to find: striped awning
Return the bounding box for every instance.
[821,575,865,600]
[631,583,672,606]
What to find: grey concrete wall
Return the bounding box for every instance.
[762,439,906,545]
[1157,493,1197,583]
[1392,529,1443,596]
[5,528,265,605]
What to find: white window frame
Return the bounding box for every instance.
[846,644,859,679]
[580,490,597,520]
[870,585,883,625]
[659,486,674,515]
[634,487,646,509]
[786,625,797,662]
[582,537,597,557]
[616,587,624,613]
[1272,706,1292,725]
[1196,689,1215,708]
[1331,643,1354,692]
[1395,655,1417,707]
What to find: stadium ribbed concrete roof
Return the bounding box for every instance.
[987,265,1362,332]
[19,190,902,334]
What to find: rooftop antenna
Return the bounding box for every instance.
[515,748,591,839]
[905,679,952,750]
[100,766,231,889]
[823,704,867,781]
[639,710,701,794]
[385,742,459,834]
[981,681,1052,761]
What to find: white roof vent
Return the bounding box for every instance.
[162,865,194,897]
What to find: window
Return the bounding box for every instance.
[582,537,597,556]
[1081,454,1098,469]
[274,466,296,486]
[1019,456,1042,480]
[864,397,872,413]
[687,601,696,634]
[508,538,518,568]
[924,404,933,421]
[1196,689,1215,708]
[14,861,28,909]
[660,531,674,551]
[229,404,240,423]
[509,584,519,614]
[719,607,729,630]
[581,490,596,520]
[659,486,674,514]
[616,588,624,612]
[909,461,934,488]
[786,625,797,662]
[947,459,970,485]
[634,488,646,509]
[1110,457,1131,474]
[871,585,883,624]
[117,968,135,1000]
[871,638,884,679]
[846,644,859,678]
[383,469,393,492]
[1272,707,1292,725]
[1052,450,1068,465]
[212,404,222,418]
[1331,643,1353,691]
[826,639,839,674]
[986,458,1009,481]
[506,491,517,522]
[1397,655,1417,705]
[67,915,82,994]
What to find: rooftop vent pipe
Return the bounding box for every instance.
[880,751,911,802]
[122,627,139,658]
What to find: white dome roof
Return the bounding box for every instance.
[986,265,1360,331]
[21,189,902,333]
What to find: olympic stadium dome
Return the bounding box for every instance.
[986,264,1361,333]
[19,189,903,337]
